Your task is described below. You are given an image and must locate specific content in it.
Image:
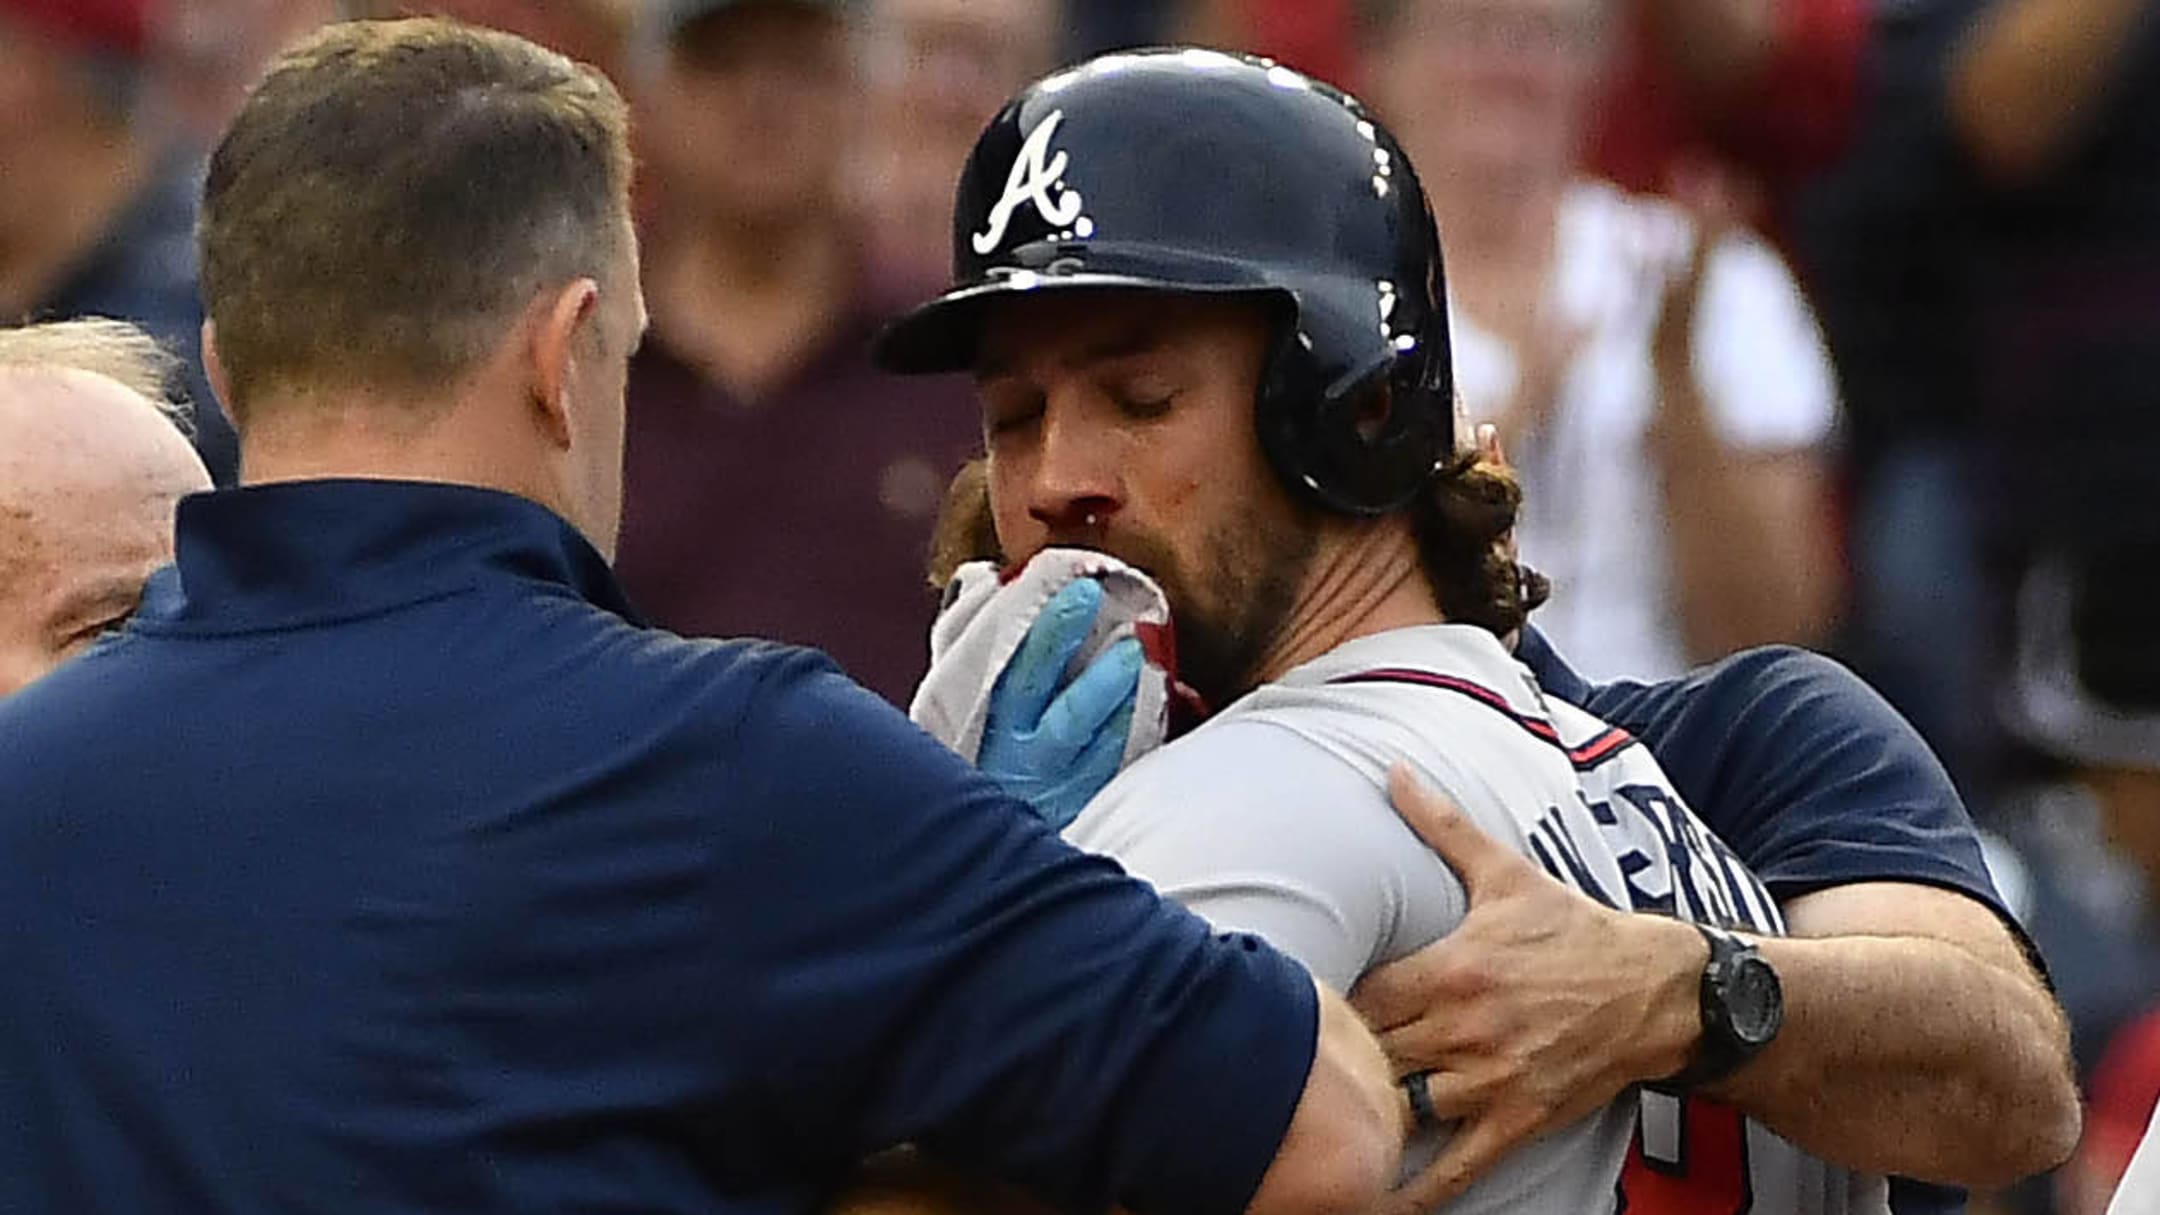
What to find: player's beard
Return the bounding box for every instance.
[1103,493,1324,711]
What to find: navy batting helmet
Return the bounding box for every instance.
[870,47,1455,517]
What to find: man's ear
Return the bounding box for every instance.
[527,278,600,450]
[200,321,238,430]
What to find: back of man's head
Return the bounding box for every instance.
[0,318,211,697]
[198,18,634,425]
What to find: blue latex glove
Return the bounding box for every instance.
[978,578,1145,830]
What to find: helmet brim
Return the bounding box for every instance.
[871,271,1283,375]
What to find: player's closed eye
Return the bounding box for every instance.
[1108,378,1175,418]
[982,389,1045,439]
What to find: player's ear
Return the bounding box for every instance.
[525,278,599,451]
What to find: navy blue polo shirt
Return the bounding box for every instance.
[1518,628,2006,915]
[0,480,1316,1215]
[1518,627,2007,1215]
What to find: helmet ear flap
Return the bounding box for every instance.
[1256,315,1452,516]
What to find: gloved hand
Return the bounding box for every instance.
[978,578,1144,830]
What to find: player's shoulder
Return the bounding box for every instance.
[1690,645,1910,743]
[1094,714,1381,812]
[1071,714,1393,856]
[1596,644,1902,743]
[556,613,896,753]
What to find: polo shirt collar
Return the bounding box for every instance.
[1514,625,1597,704]
[139,479,638,634]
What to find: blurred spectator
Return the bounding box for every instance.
[0,318,210,697]
[1361,0,1841,680]
[1182,0,1864,237]
[1998,552,2160,1063]
[1176,0,1359,82]
[346,0,636,77]
[1998,782,2160,1063]
[616,0,982,704]
[1060,0,1174,57]
[153,0,340,146]
[854,0,1059,283]
[1795,0,2160,798]
[1586,0,1866,235]
[1968,0,2160,815]
[0,0,235,483]
[1978,546,2160,1215]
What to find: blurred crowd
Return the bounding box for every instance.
[1,0,2155,1209]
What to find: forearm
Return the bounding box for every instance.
[826,983,1407,1215]
[1249,980,1408,1215]
[1624,885,2079,1186]
[1947,0,2154,182]
[1710,930,2078,1185]
[1650,423,1837,660]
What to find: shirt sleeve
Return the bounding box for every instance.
[1521,635,2008,917]
[698,653,1318,1215]
[1068,719,1466,994]
[1694,231,1840,453]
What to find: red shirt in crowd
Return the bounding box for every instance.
[613,273,983,706]
[1587,0,1869,208]
[1235,0,1867,228]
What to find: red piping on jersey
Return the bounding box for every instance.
[1327,667,1637,771]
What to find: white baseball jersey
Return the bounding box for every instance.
[1066,623,1887,1215]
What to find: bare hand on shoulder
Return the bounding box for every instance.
[1352,766,1705,1210]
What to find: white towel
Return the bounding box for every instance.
[910,547,1201,767]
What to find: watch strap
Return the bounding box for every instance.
[1656,922,1763,1092]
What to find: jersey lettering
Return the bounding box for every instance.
[1313,663,1876,1215]
[1527,801,1620,908]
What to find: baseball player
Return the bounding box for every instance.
[878,48,1880,1214]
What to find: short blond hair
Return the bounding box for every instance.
[0,318,190,434]
[198,18,635,421]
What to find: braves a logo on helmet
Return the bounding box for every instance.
[972,110,1087,255]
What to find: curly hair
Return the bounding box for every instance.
[926,457,1000,590]
[1409,449,1550,638]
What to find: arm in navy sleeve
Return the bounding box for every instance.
[695,651,1396,1215]
[1511,628,2080,1188]
[1516,627,2006,911]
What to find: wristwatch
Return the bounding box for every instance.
[1657,922,1783,1092]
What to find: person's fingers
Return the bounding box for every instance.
[1477,421,1504,468]
[1385,1109,1537,1213]
[1386,762,1520,895]
[1348,951,1432,1033]
[1347,929,1486,1037]
[1063,697,1136,796]
[1658,227,1716,342]
[1407,1068,1487,1125]
[988,579,1104,732]
[1374,1008,1486,1077]
[1036,637,1143,756]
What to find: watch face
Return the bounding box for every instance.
[1726,958,1784,1045]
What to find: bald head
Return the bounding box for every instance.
[0,363,212,696]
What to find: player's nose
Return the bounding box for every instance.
[1026,398,1123,536]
